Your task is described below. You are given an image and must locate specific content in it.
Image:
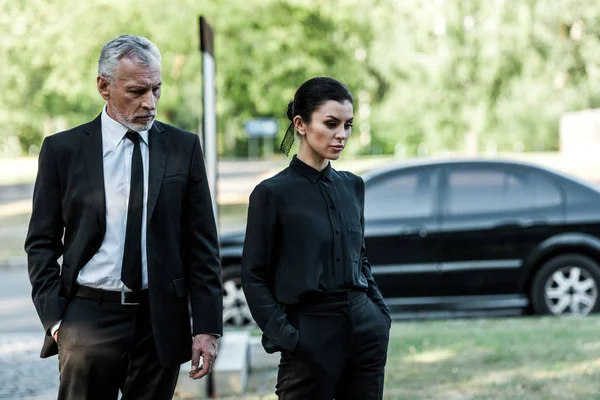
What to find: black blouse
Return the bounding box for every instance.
[241,155,390,354]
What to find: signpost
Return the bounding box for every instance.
[199,17,217,397]
[243,118,278,159]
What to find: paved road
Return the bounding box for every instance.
[0,267,275,400]
[0,185,33,206]
[0,267,58,399]
[0,160,285,205]
[0,268,41,333]
[0,333,58,400]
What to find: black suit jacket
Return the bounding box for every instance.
[25,114,223,367]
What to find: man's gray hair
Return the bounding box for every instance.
[98,35,162,83]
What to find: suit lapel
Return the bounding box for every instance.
[82,114,106,235]
[147,122,169,221]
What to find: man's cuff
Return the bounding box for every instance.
[50,320,62,336]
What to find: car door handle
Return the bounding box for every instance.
[398,226,428,237]
[493,219,547,229]
[520,218,548,227]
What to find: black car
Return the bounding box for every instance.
[219,159,600,326]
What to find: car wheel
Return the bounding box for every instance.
[531,254,600,316]
[222,267,254,327]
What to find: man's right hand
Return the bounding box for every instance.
[53,330,58,343]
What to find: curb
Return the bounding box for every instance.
[248,336,279,370]
[175,331,279,399]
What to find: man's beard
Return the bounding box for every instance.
[111,105,154,132]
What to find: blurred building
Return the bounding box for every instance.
[560,109,600,157]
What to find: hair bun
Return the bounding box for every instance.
[286,101,294,121]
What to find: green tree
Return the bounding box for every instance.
[2,0,600,157]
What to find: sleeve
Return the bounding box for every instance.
[24,137,69,335]
[357,176,391,318]
[183,135,224,336]
[241,184,299,354]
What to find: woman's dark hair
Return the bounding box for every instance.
[280,77,353,156]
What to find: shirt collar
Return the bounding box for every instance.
[289,154,333,183]
[101,105,149,149]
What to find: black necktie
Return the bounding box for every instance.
[122,130,143,290]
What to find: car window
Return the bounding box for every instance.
[446,167,562,216]
[566,184,600,204]
[365,169,436,220]
[448,169,528,215]
[529,172,562,208]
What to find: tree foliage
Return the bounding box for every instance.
[1,0,600,156]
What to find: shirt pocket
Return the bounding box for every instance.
[346,222,363,262]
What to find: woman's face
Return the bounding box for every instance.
[295,99,354,162]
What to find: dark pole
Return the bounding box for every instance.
[199,16,218,399]
[199,16,218,225]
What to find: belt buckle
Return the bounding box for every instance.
[121,291,140,306]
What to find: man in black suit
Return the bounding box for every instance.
[25,34,223,399]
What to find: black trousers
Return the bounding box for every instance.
[56,293,179,400]
[276,291,390,400]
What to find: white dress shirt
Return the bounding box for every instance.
[76,105,150,291]
[52,107,219,339]
[51,106,150,336]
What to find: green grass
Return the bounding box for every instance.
[218,204,248,232]
[220,316,600,400]
[384,316,600,399]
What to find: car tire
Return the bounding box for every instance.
[531,253,600,316]
[222,266,254,327]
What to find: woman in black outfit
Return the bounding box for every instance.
[241,77,391,400]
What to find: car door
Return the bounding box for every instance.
[514,169,565,253]
[364,166,443,308]
[439,163,558,300]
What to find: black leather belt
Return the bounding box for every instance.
[75,285,148,305]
